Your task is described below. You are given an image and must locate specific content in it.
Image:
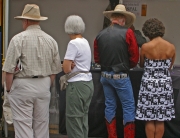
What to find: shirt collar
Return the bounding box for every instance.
[26,25,41,30]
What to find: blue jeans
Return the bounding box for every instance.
[100,71,135,125]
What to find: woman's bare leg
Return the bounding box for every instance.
[145,121,155,138]
[155,121,164,138]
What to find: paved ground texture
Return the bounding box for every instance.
[0,131,102,138]
[0,123,102,138]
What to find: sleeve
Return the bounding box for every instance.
[2,37,21,73]
[64,42,78,61]
[51,41,62,74]
[93,39,100,63]
[126,29,139,68]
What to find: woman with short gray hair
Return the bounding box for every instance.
[64,15,85,34]
[63,15,94,138]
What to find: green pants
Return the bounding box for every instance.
[66,80,94,138]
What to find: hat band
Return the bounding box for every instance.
[22,14,41,19]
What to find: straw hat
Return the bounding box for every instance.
[103,4,136,28]
[14,4,48,21]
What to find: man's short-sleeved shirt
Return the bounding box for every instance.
[2,25,62,77]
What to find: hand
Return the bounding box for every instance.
[50,74,56,87]
[71,62,76,69]
[15,66,19,71]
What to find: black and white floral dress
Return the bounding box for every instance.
[135,58,175,121]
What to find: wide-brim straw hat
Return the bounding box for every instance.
[103,4,136,28]
[14,4,48,21]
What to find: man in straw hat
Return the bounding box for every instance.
[2,4,61,138]
[94,4,139,138]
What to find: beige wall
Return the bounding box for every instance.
[8,0,180,64]
[133,1,180,65]
[8,0,109,62]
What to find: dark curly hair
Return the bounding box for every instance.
[142,18,165,40]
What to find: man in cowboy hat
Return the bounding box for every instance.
[2,4,61,138]
[94,4,139,138]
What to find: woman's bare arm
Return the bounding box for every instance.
[139,44,146,68]
[63,60,73,74]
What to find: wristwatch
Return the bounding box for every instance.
[6,90,10,92]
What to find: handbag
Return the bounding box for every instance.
[60,71,89,91]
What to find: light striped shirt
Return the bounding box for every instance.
[2,25,62,77]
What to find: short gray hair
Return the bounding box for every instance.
[64,15,85,34]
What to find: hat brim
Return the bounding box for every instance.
[14,16,48,21]
[103,11,136,28]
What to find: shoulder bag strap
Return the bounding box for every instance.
[67,71,89,80]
